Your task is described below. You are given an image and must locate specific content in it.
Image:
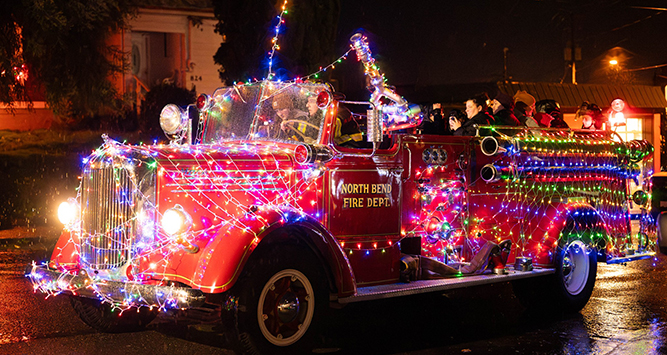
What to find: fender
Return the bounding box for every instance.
[48,230,80,270]
[536,202,608,267]
[191,207,356,297]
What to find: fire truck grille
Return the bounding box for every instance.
[80,163,135,270]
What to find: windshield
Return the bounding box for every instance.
[200,82,330,145]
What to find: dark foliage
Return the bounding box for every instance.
[0,0,136,123]
[139,83,196,141]
[213,0,340,84]
[0,2,29,109]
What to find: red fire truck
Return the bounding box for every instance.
[29,34,657,354]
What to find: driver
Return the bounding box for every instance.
[272,94,309,140]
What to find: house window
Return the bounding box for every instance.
[614,117,642,141]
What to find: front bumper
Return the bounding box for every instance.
[28,264,206,309]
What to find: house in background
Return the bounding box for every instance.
[110,0,221,113]
[1,0,222,131]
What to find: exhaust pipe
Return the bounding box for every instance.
[480,136,507,156]
[480,164,514,183]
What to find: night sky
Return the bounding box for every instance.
[331,0,667,91]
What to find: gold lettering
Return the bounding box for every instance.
[363,184,369,194]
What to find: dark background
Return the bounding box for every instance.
[330,1,667,98]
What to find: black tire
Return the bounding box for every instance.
[513,240,597,314]
[223,245,328,355]
[70,296,158,333]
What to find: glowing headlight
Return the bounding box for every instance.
[57,198,80,226]
[160,104,187,136]
[161,205,192,236]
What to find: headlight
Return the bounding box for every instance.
[160,104,187,136]
[57,198,80,227]
[161,204,192,236]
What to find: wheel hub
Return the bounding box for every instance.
[257,269,315,346]
[277,292,300,323]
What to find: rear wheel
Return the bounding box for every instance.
[223,245,328,355]
[70,296,157,333]
[513,240,597,314]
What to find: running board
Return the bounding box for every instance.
[338,267,555,304]
[606,251,655,264]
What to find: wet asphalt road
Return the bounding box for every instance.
[1,235,667,355]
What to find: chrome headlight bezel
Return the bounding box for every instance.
[160,104,188,138]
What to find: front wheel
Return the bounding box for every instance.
[513,240,597,314]
[223,246,328,354]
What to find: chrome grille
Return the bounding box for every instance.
[80,161,136,270]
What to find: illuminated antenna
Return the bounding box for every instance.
[267,0,289,80]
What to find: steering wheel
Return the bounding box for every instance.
[280,119,320,141]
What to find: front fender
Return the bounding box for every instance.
[48,230,80,270]
[191,208,356,297]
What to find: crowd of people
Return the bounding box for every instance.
[419,90,608,136]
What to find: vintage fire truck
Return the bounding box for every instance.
[29,34,657,354]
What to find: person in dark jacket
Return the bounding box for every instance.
[420,103,446,135]
[447,109,467,134]
[456,94,493,136]
[536,99,569,129]
[490,92,521,127]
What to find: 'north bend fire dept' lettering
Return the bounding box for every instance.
[340,183,392,194]
[341,183,392,208]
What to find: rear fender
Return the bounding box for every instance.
[192,207,356,297]
[538,203,607,266]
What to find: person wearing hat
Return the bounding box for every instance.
[575,101,604,130]
[536,99,569,129]
[490,92,520,134]
[271,93,309,140]
[513,90,538,127]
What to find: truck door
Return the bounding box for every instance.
[325,140,402,286]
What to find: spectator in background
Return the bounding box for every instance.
[457,93,493,136]
[536,99,569,129]
[490,92,521,127]
[513,90,537,127]
[420,103,446,135]
[448,109,467,135]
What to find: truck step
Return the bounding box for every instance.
[606,251,655,264]
[338,267,555,304]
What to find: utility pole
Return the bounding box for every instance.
[564,11,580,84]
[503,47,509,82]
[570,11,576,84]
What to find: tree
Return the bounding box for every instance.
[213,0,340,84]
[0,0,136,122]
[0,2,29,109]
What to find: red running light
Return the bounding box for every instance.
[316,91,331,108]
[294,144,311,165]
[196,94,209,111]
